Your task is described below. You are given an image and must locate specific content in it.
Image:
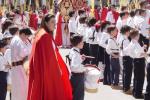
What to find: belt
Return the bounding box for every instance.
[12,60,24,66]
[71,72,84,75]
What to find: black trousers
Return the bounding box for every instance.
[89,44,99,66]
[133,58,145,96]
[145,63,150,100]
[98,46,105,64]
[81,42,90,65]
[122,56,133,92]
[0,71,8,100]
[110,58,120,85]
[103,51,111,85]
[70,73,84,100]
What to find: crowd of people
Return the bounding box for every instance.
[1,0,150,100]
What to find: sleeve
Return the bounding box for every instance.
[4,49,11,64]
[106,39,112,54]
[70,53,86,72]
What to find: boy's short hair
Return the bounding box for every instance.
[0,40,7,48]
[87,17,97,27]
[70,34,83,46]
[19,28,32,36]
[69,10,75,17]
[107,25,116,34]
[129,29,139,39]
[120,25,131,34]
[9,25,19,35]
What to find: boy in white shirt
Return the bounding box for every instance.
[106,25,120,88]
[124,30,146,99]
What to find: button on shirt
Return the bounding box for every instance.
[69,47,86,73]
[106,38,120,55]
[0,52,9,72]
[124,40,145,58]
[99,32,111,48]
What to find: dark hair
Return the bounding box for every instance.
[79,17,87,24]
[129,29,139,39]
[101,21,111,32]
[87,17,97,27]
[0,40,7,49]
[40,14,55,33]
[139,9,146,15]
[121,6,127,11]
[19,28,32,35]
[140,1,147,8]
[69,10,75,17]
[9,26,19,35]
[14,9,21,14]
[2,20,13,34]
[107,25,116,34]
[120,12,126,18]
[120,25,131,35]
[70,34,83,46]
[130,10,135,17]
[78,9,85,16]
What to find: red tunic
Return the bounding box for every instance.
[28,29,72,100]
[100,7,108,22]
[29,13,38,30]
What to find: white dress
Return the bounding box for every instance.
[10,35,31,100]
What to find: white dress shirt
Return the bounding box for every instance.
[77,24,88,41]
[106,37,120,55]
[99,32,111,48]
[0,52,9,72]
[119,35,131,56]
[10,35,31,63]
[68,17,77,34]
[69,47,86,73]
[86,26,98,44]
[124,40,145,58]
[106,11,115,24]
[127,17,135,28]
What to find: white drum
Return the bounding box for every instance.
[85,67,101,93]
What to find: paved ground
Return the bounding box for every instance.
[6,48,146,100]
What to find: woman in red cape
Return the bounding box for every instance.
[27,14,72,100]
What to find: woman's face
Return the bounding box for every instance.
[47,17,56,32]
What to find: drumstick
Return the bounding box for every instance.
[82,55,95,59]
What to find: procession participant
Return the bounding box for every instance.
[69,34,87,100]
[13,9,28,29]
[106,25,120,88]
[29,11,38,30]
[145,40,150,100]
[11,28,32,100]
[126,10,136,28]
[0,39,10,100]
[28,14,72,100]
[100,6,108,22]
[1,20,13,34]
[76,9,86,29]
[86,17,99,66]
[68,10,77,36]
[116,12,129,31]
[120,25,133,94]
[124,30,146,99]
[99,21,111,85]
[106,5,119,24]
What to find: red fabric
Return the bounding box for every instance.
[100,7,108,22]
[94,9,99,21]
[55,14,63,46]
[112,10,119,23]
[28,30,72,100]
[29,13,38,30]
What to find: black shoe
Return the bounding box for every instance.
[133,94,144,99]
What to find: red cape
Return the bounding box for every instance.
[28,29,72,100]
[100,7,108,22]
[112,10,119,24]
[29,13,38,30]
[55,13,63,46]
[94,9,99,21]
